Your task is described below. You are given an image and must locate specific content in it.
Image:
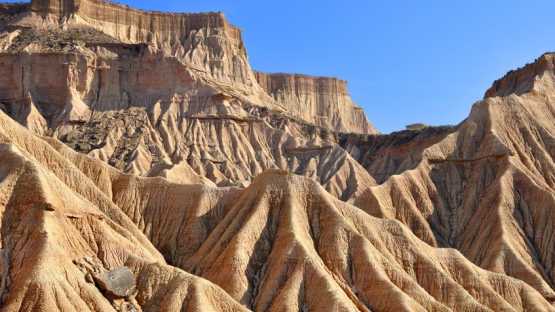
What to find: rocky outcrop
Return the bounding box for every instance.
[0,45,376,199]
[30,0,243,45]
[0,110,552,311]
[256,72,377,134]
[23,0,263,104]
[339,125,456,183]
[4,1,555,311]
[0,0,376,142]
[0,110,249,312]
[485,52,555,97]
[93,267,136,299]
[346,53,555,301]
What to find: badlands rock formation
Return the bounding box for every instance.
[255,72,376,134]
[1,0,555,311]
[0,0,377,195]
[347,54,555,303]
[1,107,553,312]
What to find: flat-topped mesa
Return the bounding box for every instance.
[256,72,350,95]
[26,0,253,86]
[30,0,242,42]
[12,1,378,135]
[256,71,378,134]
[485,53,555,98]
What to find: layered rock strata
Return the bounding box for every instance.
[255,72,376,134]
[348,53,555,301]
[1,110,552,311]
[1,0,555,311]
[0,0,377,192]
[13,0,376,136]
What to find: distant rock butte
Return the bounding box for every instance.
[1,1,555,311]
[23,0,376,134]
[255,72,376,134]
[0,0,377,190]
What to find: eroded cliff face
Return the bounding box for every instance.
[1,0,376,136]
[485,53,555,98]
[0,0,379,193]
[3,1,555,311]
[338,125,456,183]
[0,110,553,311]
[256,72,376,134]
[0,44,376,200]
[26,0,257,90]
[345,53,555,301]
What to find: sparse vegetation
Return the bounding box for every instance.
[405,123,429,131]
[8,27,121,52]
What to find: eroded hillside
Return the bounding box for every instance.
[1,0,555,312]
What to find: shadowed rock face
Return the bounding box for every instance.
[338,126,457,183]
[1,1,555,311]
[484,53,555,98]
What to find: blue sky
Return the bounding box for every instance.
[9,1,555,132]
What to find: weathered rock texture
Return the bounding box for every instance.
[1,110,553,311]
[0,0,377,193]
[255,72,376,134]
[17,0,375,135]
[71,1,253,87]
[0,110,249,312]
[1,1,555,311]
[347,53,555,303]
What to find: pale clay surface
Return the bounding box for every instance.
[0,1,555,311]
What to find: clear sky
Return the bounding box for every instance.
[8,1,555,132]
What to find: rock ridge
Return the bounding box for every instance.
[485,52,555,98]
[31,0,240,38]
[5,3,555,311]
[255,71,376,134]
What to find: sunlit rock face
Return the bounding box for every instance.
[255,72,377,134]
[0,0,377,190]
[1,1,555,311]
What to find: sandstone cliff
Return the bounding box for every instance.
[0,110,552,311]
[27,0,256,88]
[0,45,376,199]
[2,1,555,311]
[0,1,378,194]
[256,72,376,134]
[485,53,555,98]
[5,0,376,136]
[345,53,555,301]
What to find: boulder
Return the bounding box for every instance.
[94,267,136,298]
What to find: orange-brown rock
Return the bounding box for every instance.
[339,125,456,183]
[1,110,553,311]
[2,0,555,311]
[0,46,375,199]
[0,109,249,312]
[348,53,555,302]
[255,72,376,134]
[0,0,378,193]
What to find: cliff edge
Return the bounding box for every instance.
[17,0,377,135]
[256,72,376,134]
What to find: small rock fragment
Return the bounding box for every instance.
[93,267,136,298]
